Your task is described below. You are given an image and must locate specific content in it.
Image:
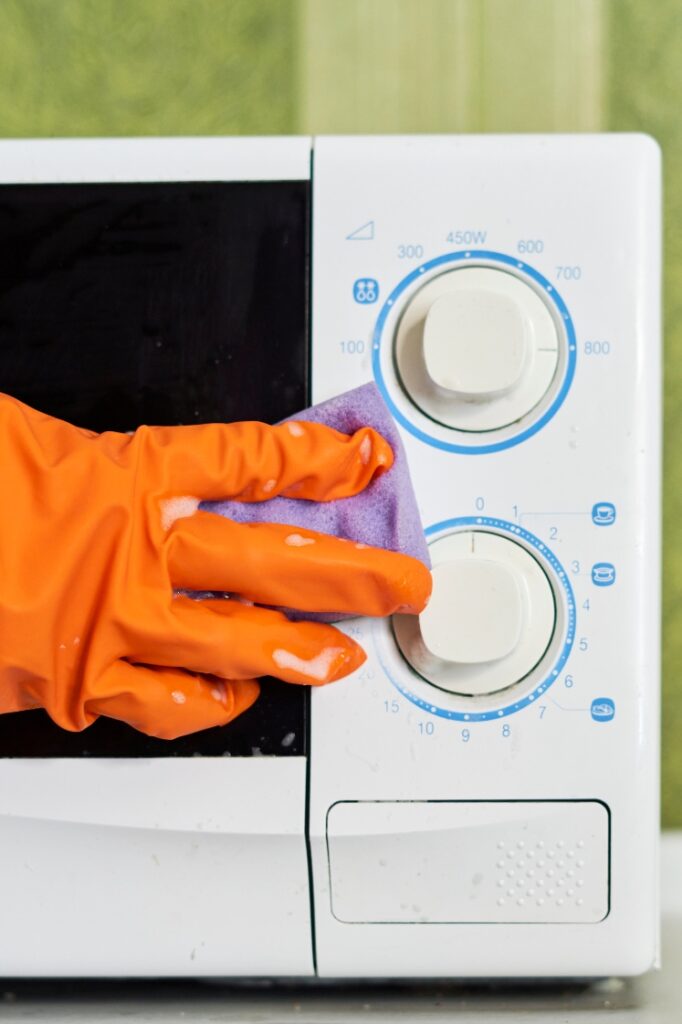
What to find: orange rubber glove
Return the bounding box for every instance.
[0,393,431,739]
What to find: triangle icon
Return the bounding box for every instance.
[346,220,375,241]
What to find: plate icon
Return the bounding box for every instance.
[591,698,615,722]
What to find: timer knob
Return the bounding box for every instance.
[421,558,524,665]
[393,531,556,697]
[394,266,561,432]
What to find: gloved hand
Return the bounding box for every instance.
[0,393,431,739]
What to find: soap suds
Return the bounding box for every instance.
[359,434,372,465]
[171,690,187,704]
[272,646,346,682]
[286,421,305,438]
[285,533,316,547]
[160,495,200,531]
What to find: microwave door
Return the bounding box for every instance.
[0,146,316,976]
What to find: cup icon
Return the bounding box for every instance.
[592,502,616,526]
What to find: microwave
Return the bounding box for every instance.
[0,134,660,978]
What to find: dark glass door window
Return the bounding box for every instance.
[0,179,310,757]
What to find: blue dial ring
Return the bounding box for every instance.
[376,516,576,722]
[371,250,577,454]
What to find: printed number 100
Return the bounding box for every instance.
[340,340,365,355]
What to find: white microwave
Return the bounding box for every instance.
[0,134,660,978]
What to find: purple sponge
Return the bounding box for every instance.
[199,382,430,621]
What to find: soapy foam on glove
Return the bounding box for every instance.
[200,382,431,622]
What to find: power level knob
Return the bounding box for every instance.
[394,267,561,432]
[423,291,528,399]
[393,531,556,697]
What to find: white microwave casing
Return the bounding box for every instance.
[0,134,660,979]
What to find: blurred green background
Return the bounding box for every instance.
[0,0,678,821]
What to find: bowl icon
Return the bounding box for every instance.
[592,563,616,586]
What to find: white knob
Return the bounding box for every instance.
[423,290,528,399]
[394,267,561,433]
[421,558,523,664]
[393,532,556,697]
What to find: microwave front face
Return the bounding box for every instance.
[0,135,660,979]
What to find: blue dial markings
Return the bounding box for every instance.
[371,250,577,455]
[376,516,576,722]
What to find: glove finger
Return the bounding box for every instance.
[166,513,433,617]
[131,596,366,686]
[85,660,260,740]
[142,419,393,504]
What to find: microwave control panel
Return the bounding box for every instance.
[309,135,661,978]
